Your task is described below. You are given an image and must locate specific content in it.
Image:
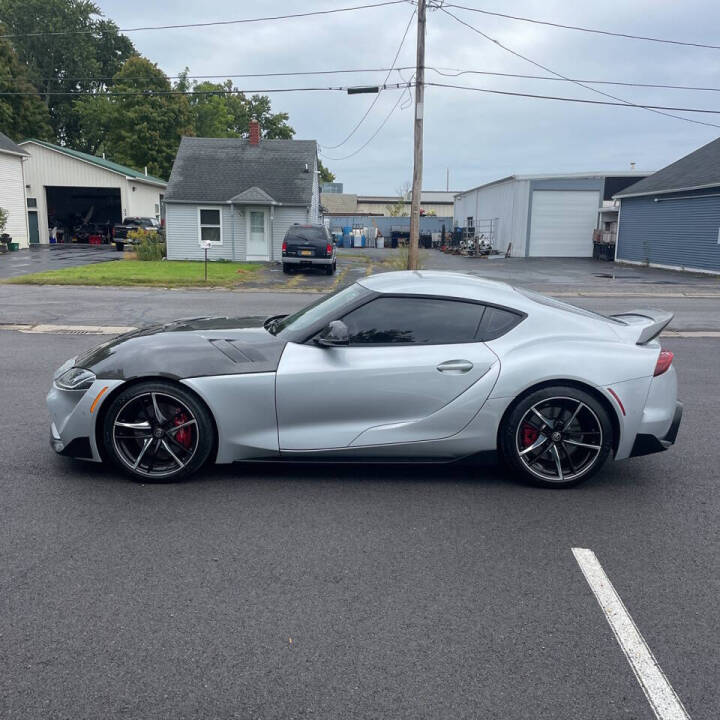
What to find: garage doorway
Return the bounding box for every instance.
[528,190,600,257]
[45,186,122,244]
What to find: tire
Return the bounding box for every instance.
[102,380,214,482]
[326,262,335,275]
[499,386,613,488]
[115,242,124,252]
[282,263,291,274]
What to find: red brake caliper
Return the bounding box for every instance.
[173,412,192,449]
[521,424,539,448]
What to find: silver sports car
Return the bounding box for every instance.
[47,271,681,487]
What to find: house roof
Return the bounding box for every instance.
[0,131,29,157]
[615,137,720,198]
[165,137,317,205]
[321,193,358,214]
[20,139,167,186]
[456,171,651,198]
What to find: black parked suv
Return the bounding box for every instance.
[281,224,336,275]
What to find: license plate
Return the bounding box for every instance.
[300,249,312,256]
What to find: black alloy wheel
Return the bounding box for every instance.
[102,381,214,482]
[501,386,613,487]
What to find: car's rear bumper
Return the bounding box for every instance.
[630,401,683,457]
[282,256,334,265]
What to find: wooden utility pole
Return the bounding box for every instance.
[407,0,426,271]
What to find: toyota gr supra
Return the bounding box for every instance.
[47,271,682,487]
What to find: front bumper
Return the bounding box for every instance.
[630,401,683,457]
[47,378,123,462]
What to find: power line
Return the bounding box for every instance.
[426,81,720,115]
[0,0,409,38]
[320,84,412,160]
[444,3,720,51]
[27,65,720,94]
[34,67,418,84]
[427,67,720,94]
[323,7,416,150]
[441,8,720,129]
[0,83,412,97]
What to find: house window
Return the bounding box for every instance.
[27,197,37,208]
[198,208,222,244]
[467,216,474,228]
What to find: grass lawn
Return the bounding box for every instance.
[4,260,262,288]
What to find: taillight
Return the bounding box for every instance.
[654,349,674,376]
[281,241,287,254]
[326,244,333,256]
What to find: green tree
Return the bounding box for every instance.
[74,56,193,178]
[0,31,52,140]
[0,0,134,148]
[183,78,295,140]
[318,159,335,183]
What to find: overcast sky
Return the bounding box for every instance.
[100,0,720,194]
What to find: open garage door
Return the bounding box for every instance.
[528,190,600,257]
[46,186,122,243]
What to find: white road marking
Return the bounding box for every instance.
[0,323,135,335]
[572,548,691,720]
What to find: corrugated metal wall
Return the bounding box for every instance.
[617,189,720,272]
[325,215,453,237]
[453,179,530,254]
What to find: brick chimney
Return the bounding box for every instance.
[249,118,260,145]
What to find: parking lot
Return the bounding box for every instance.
[1,310,718,718]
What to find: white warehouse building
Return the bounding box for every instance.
[453,172,649,257]
[19,139,166,245]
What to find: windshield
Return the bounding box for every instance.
[268,283,370,336]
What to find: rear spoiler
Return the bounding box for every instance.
[609,310,674,345]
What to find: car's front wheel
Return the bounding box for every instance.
[500,386,613,487]
[102,381,214,482]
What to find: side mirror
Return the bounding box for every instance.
[316,320,349,347]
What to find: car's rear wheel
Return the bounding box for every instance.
[500,386,613,487]
[102,381,214,482]
[282,263,291,273]
[115,242,124,252]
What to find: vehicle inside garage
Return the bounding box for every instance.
[45,186,122,244]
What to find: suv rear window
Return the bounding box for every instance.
[284,226,327,246]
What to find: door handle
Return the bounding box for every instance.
[436,359,474,374]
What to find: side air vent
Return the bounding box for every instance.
[209,339,254,364]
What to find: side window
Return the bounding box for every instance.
[477,306,523,340]
[341,297,484,345]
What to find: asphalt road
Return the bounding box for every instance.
[1,330,718,719]
[1,284,720,332]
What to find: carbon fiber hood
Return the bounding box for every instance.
[76,316,287,380]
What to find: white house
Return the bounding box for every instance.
[164,122,319,262]
[0,131,29,248]
[19,139,166,244]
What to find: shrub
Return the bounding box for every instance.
[129,228,166,261]
[0,207,7,233]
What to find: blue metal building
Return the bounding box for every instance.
[615,138,720,273]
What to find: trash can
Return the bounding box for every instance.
[9,242,19,251]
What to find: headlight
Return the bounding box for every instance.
[55,367,96,391]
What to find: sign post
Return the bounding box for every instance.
[199,239,212,282]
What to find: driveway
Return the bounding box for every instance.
[0,245,119,279]
[1,329,717,719]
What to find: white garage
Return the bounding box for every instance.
[528,190,600,257]
[453,172,650,257]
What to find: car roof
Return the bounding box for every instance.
[358,271,526,308]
